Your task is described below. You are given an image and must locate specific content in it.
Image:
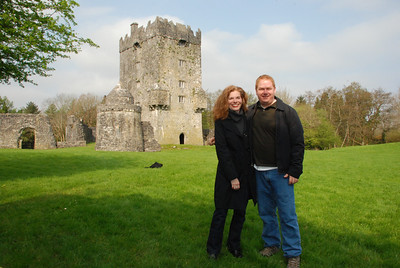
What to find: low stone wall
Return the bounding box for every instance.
[0,114,56,149]
[56,141,87,148]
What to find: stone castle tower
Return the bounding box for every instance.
[119,17,207,145]
[96,84,161,152]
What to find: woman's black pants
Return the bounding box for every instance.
[206,208,246,255]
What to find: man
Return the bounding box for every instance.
[247,74,304,268]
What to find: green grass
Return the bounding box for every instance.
[0,143,399,267]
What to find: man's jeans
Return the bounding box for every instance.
[256,169,302,257]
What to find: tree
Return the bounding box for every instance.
[313,82,395,146]
[247,91,258,106]
[295,95,307,106]
[43,93,101,141]
[366,88,392,143]
[68,93,101,127]
[276,88,294,106]
[383,88,400,142]
[23,101,40,114]
[43,93,75,141]
[341,82,372,145]
[296,104,339,149]
[0,0,98,86]
[0,96,16,113]
[202,89,222,130]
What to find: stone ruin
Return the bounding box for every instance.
[0,113,96,150]
[57,115,95,148]
[0,114,57,149]
[95,84,160,152]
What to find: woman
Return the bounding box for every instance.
[206,85,256,259]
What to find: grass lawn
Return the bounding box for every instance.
[0,143,399,267]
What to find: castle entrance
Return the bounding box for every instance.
[179,133,185,144]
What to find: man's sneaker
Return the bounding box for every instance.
[287,256,300,268]
[259,246,280,257]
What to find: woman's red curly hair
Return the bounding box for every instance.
[213,85,248,122]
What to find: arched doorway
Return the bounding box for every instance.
[179,133,185,144]
[19,128,35,149]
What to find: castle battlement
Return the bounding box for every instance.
[119,17,201,53]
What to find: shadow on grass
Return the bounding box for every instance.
[297,215,400,267]
[0,149,156,182]
[1,193,266,267]
[1,192,398,267]
[0,193,206,267]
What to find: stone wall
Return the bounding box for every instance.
[57,141,86,148]
[0,114,57,149]
[142,121,161,152]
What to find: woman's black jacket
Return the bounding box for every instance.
[213,110,257,210]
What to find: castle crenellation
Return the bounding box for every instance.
[119,17,201,53]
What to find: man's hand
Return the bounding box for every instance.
[284,174,299,185]
[208,137,215,146]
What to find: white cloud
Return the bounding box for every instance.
[201,10,400,97]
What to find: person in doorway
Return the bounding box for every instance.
[207,85,257,260]
[248,74,304,268]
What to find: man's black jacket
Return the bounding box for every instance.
[247,97,305,179]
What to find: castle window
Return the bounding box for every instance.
[179,59,185,67]
[179,80,185,88]
[178,39,187,47]
[179,96,185,103]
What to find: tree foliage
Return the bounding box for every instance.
[0,0,98,86]
[0,95,16,113]
[20,127,35,149]
[310,82,397,146]
[44,93,100,141]
[69,93,101,127]
[22,101,40,114]
[202,89,222,130]
[385,89,400,142]
[276,88,295,106]
[296,104,340,150]
[44,93,74,141]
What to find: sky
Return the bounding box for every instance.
[2,0,400,109]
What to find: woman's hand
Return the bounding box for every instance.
[231,178,240,190]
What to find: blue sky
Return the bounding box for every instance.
[2,0,400,108]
